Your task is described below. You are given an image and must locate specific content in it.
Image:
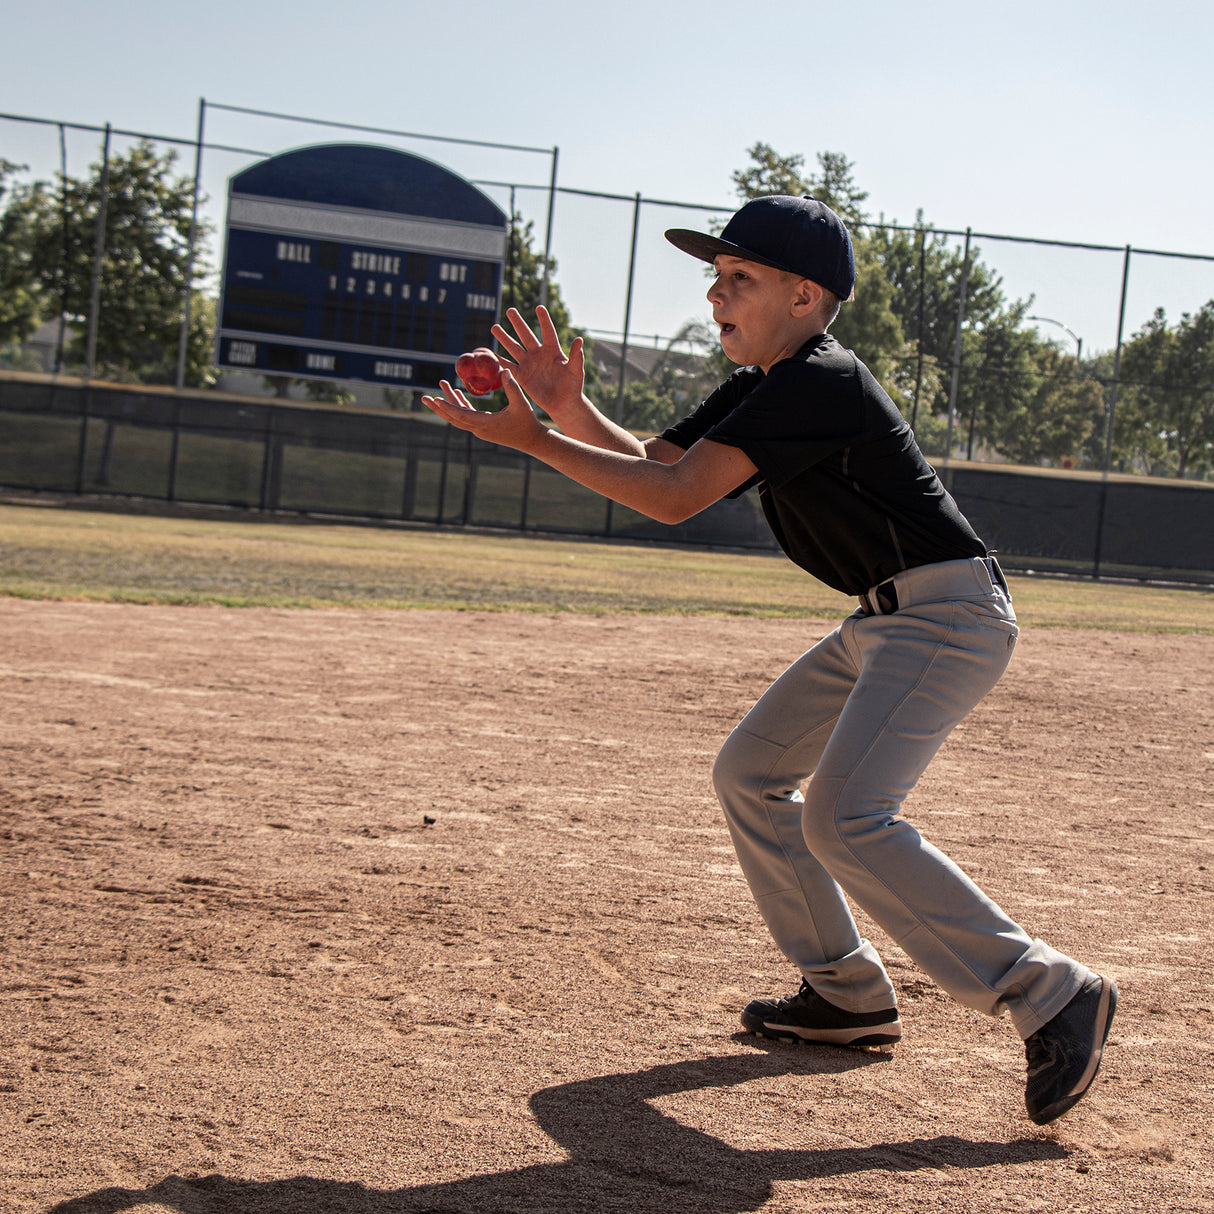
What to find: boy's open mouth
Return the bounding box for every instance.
[719,323,736,336]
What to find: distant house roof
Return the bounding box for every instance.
[589,338,666,380]
[589,337,708,382]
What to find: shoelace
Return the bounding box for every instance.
[778,980,815,1010]
[1024,1033,1056,1078]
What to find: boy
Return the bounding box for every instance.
[421,194,1116,1125]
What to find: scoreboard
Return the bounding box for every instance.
[215,144,508,389]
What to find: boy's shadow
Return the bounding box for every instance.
[50,1042,1066,1213]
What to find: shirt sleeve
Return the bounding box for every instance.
[658,367,761,451]
[701,354,867,491]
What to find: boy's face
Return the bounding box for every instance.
[706,255,821,373]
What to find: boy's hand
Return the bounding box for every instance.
[421,369,546,455]
[492,305,586,417]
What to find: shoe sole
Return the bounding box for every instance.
[1028,975,1118,1126]
[741,1011,902,1049]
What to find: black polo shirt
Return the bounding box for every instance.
[660,334,987,595]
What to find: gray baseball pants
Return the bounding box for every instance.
[713,556,1090,1040]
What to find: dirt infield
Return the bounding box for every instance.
[2,598,1211,1213]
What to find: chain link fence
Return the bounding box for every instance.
[3,372,1211,584]
[3,104,1213,583]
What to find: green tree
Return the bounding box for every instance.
[978,339,1106,466]
[650,319,725,406]
[1118,303,1214,478]
[871,219,1007,363]
[829,238,904,394]
[868,219,1015,436]
[805,149,870,230]
[260,373,357,405]
[951,301,1041,459]
[0,160,48,345]
[615,319,723,432]
[182,290,218,389]
[501,214,571,339]
[501,211,603,406]
[729,142,810,206]
[727,144,907,402]
[729,144,869,228]
[15,140,211,383]
[867,215,1094,468]
[617,376,673,434]
[1074,348,1122,471]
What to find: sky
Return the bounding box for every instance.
[3,0,1213,360]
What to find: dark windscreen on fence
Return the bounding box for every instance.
[2,375,1211,585]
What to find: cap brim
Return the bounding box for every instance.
[664,228,791,274]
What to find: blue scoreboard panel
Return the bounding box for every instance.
[215,144,508,389]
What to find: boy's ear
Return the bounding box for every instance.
[791,277,825,315]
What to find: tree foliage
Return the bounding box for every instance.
[616,376,673,434]
[976,339,1105,466]
[0,161,48,346]
[0,141,212,383]
[614,319,722,432]
[3,134,1207,480]
[729,144,869,229]
[261,370,355,406]
[501,211,603,405]
[1117,302,1214,478]
[728,144,909,403]
[709,143,1141,472]
[867,218,1012,436]
[829,238,905,395]
[501,214,570,340]
[871,220,1008,362]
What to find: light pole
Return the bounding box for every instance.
[1028,314,1083,363]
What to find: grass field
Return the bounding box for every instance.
[1,498,1211,633]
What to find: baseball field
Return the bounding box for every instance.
[2,498,1212,1213]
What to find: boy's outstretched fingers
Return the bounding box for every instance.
[493,304,555,359]
[420,371,543,455]
[490,306,585,417]
[419,380,478,428]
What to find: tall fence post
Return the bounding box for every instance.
[910,226,926,430]
[436,425,452,522]
[1092,245,1132,580]
[613,192,642,424]
[259,410,276,512]
[460,431,475,525]
[74,386,90,493]
[519,456,532,531]
[539,146,559,308]
[167,400,182,502]
[84,123,112,381]
[175,98,206,390]
[400,426,419,521]
[504,185,517,314]
[54,123,70,374]
[941,227,972,480]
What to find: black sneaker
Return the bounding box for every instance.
[741,979,902,1048]
[1024,974,1118,1125]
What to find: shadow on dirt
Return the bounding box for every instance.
[48,1046,1067,1214]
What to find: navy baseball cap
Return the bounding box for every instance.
[665,195,855,300]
